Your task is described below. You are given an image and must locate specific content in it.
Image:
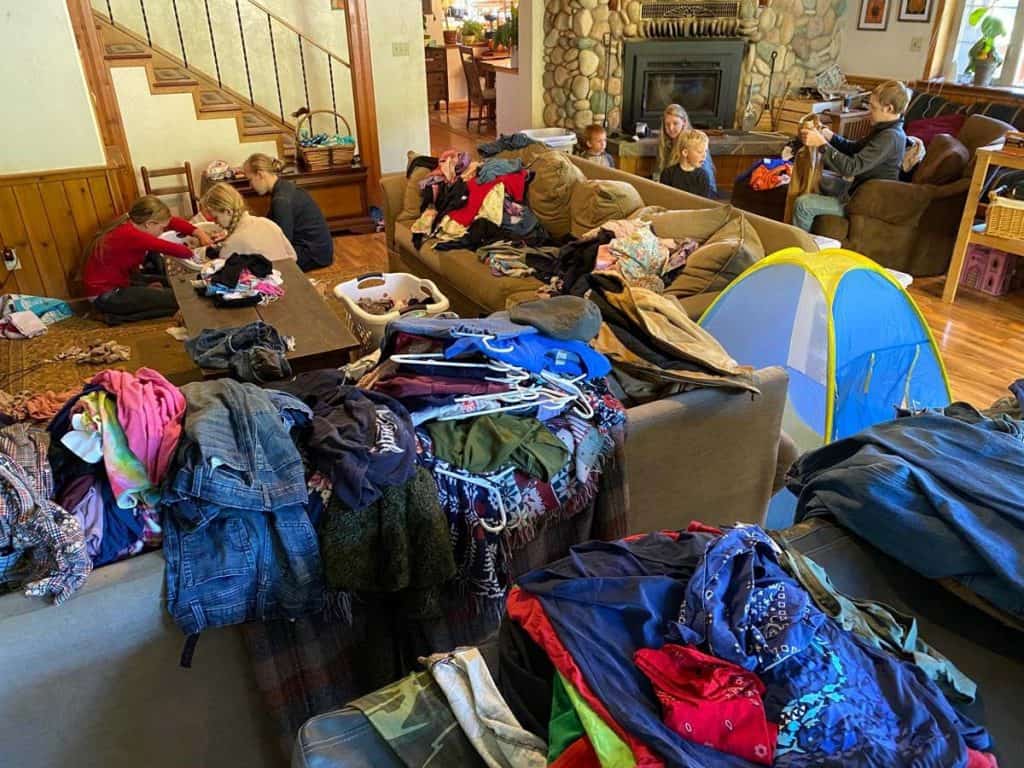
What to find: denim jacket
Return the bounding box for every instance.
[162,380,323,635]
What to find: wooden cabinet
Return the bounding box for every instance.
[425,46,449,112]
[822,109,872,140]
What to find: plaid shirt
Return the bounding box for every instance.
[0,426,91,605]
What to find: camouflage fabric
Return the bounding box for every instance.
[351,670,485,768]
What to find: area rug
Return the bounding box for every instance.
[0,237,387,394]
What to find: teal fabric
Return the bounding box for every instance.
[770,531,977,702]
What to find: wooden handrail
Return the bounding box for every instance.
[242,0,351,69]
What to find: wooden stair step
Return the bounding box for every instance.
[241,112,286,136]
[104,41,150,61]
[197,90,241,114]
[152,66,197,87]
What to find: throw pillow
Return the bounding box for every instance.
[912,134,969,185]
[397,166,431,226]
[649,205,735,243]
[665,211,764,298]
[569,180,644,237]
[905,113,967,146]
[528,152,586,237]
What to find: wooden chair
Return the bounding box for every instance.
[141,162,198,217]
[458,45,496,132]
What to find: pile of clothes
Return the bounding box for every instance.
[0,369,185,605]
[193,252,284,307]
[354,298,626,605]
[185,321,294,383]
[789,389,1024,626]
[494,523,996,768]
[0,294,73,340]
[409,150,549,252]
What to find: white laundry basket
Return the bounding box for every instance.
[521,127,577,152]
[334,272,449,351]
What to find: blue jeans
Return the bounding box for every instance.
[163,380,323,634]
[792,193,846,232]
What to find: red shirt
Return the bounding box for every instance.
[83,217,196,296]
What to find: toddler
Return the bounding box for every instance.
[659,129,715,200]
[579,124,614,168]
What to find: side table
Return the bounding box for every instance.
[942,146,1024,303]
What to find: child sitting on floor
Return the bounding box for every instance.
[579,124,614,168]
[199,183,297,262]
[659,129,715,200]
[83,195,215,324]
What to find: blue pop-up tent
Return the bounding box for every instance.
[700,248,951,450]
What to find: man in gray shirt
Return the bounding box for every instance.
[792,80,910,232]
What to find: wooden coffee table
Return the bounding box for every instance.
[167,257,359,378]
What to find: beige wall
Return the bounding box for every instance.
[0,0,106,174]
[367,0,431,173]
[112,66,277,215]
[839,8,937,80]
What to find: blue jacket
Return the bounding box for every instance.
[790,411,1024,619]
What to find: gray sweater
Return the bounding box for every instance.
[823,119,906,198]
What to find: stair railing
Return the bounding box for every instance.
[98,0,352,133]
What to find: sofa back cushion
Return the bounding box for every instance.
[569,180,644,236]
[648,205,735,242]
[397,167,431,226]
[528,151,585,237]
[665,210,764,298]
[912,134,969,185]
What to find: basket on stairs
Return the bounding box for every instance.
[295,109,355,172]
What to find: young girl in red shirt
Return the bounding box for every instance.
[83,196,214,323]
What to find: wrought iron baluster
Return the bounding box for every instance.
[105,0,114,23]
[328,56,339,133]
[171,0,187,67]
[235,0,254,105]
[204,0,221,87]
[298,35,311,112]
[268,16,284,122]
[138,0,152,47]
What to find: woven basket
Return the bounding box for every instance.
[296,109,355,172]
[986,192,1024,240]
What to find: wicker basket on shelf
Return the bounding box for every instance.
[986,191,1024,241]
[295,109,355,172]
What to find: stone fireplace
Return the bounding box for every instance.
[542,0,845,132]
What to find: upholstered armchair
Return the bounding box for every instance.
[812,114,1014,276]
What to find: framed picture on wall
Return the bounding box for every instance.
[858,0,890,30]
[897,0,933,22]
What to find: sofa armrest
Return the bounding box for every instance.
[925,177,971,201]
[380,173,406,251]
[623,366,788,533]
[846,179,934,224]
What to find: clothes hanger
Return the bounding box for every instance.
[540,371,595,419]
[432,464,514,533]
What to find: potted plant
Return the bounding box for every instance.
[965,7,1007,86]
[494,5,519,67]
[461,19,484,45]
[441,1,458,45]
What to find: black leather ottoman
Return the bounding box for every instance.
[292,519,1024,767]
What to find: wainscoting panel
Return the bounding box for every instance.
[0,165,127,298]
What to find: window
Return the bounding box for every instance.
[945,0,1024,87]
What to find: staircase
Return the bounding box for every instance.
[92,0,359,163]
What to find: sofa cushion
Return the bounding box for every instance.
[528,151,585,237]
[435,248,544,311]
[958,114,1015,160]
[397,167,431,226]
[912,134,969,185]
[569,180,644,237]
[649,205,735,243]
[905,113,966,145]
[665,211,764,298]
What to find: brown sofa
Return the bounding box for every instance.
[382,152,818,320]
[380,150,808,530]
[813,113,1014,276]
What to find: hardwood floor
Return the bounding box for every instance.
[415,115,1023,408]
[430,104,496,155]
[909,277,1024,406]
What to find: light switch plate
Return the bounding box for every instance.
[910,36,924,52]
[392,41,410,57]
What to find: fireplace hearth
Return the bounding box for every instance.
[622,39,745,130]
